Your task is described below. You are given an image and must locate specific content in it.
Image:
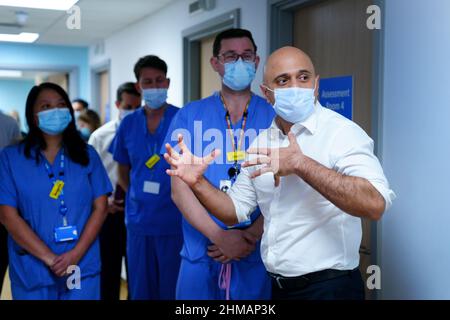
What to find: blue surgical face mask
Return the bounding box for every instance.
[142,88,168,110]
[38,108,72,135]
[266,86,316,124]
[74,110,81,119]
[80,127,92,140]
[223,58,256,91]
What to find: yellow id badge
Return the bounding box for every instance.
[227,151,245,162]
[50,180,64,199]
[145,154,161,169]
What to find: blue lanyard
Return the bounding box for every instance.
[146,115,165,158]
[144,114,166,181]
[43,150,68,226]
[221,94,251,183]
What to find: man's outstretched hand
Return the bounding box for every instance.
[164,134,221,187]
[242,132,304,187]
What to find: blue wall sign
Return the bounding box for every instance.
[319,76,353,120]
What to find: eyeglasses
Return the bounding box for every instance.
[217,52,256,64]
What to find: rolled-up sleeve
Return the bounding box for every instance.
[227,166,258,223]
[330,123,396,212]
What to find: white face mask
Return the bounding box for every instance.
[119,109,134,121]
[266,86,316,124]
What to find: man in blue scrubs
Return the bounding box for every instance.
[89,82,142,300]
[110,55,182,300]
[163,29,274,299]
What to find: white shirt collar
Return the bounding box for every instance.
[270,102,320,140]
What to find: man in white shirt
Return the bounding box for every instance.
[72,98,89,121]
[88,82,141,300]
[163,46,395,300]
[0,111,21,150]
[0,111,21,297]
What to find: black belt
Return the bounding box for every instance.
[269,268,358,290]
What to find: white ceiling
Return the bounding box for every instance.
[0,0,178,46]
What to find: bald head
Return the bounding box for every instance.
[264,46,316,84]
[261,46,318,105]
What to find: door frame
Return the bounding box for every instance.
[90,59,111,122]
[182,9,240,105]
[268,0,386,299]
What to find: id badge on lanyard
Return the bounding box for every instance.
[44,150,79,243]
[221,95,252,229]
[143,117,165,195]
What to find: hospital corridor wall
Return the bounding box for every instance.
[379,0,450,299]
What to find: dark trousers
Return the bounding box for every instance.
[272,269,365,300]
[0,224,7,293]
[99,211,127,300]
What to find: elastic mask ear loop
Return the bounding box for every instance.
[313,78,318,105]
[262,85,274,105]
[309,84,317,105]
[263,85,274,93]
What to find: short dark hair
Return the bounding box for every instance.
[72,98,89,109]
[213,28,258,57]
[116,82,141,102]
[134,55,168,81]
[77,109,101,132]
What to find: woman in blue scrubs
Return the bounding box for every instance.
[0,83,112,300]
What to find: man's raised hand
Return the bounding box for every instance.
[164,134,221,187]
[242,132,304,187]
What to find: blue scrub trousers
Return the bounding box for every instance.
[127,232,182,300]
[11,274,100,300]
[176,257,272,300]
